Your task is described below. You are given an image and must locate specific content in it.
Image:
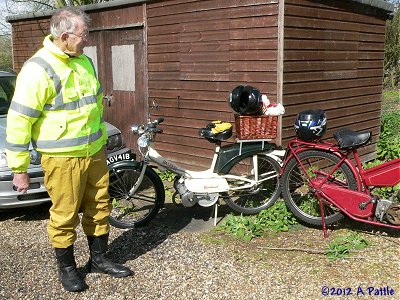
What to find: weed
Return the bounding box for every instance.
[156,169,176,195]
[325,232,369,260]
[256,201,298,232]
[156,169,176,182]
[217,214,259,241]
[217,201,298,241]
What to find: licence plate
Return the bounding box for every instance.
[106,152,135,165]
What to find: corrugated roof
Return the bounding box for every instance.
[6,0,395,22]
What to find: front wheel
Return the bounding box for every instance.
[108,162,165,228]
[281,150,357,227]
[222,154,281,215]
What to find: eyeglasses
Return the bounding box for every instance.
[67,31,89,39]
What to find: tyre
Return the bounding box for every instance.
[108,163,165,229]
[222,154,281,215]
[281,150,357,226]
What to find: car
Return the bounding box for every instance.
[0,70,130,209]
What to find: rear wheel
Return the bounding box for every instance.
[222,154,281,215]
[108,163,165,228]
[281,150,357,226]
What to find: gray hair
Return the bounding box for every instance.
[50,7,91,39]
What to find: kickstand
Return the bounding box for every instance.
[212,202,219,226]
[319,199,329,239]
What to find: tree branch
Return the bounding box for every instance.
[257,246,372,254]
[11,0,55,9]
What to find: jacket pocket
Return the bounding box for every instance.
[41,114,68,141]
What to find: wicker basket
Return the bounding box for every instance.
[235,114,278,140]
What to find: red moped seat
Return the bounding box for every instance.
[333,128,371,149]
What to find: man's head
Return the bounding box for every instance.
[50,7,91,57]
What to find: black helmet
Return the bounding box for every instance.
[229,85,262,115]
[294,109,327,141]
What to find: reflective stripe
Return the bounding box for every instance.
[86,55,97,79]
[33,128,103,149]
[5,141,30,152]
[26,57,103,112]
[9,101,42,118]
[27,57,64,108]
[97,86,103,96]
[44,94,97,111]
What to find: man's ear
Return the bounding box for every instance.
[59,32,69,43]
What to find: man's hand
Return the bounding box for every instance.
[13,173,30,194]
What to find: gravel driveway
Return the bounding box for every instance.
[0,202,399,300]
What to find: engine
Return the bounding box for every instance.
[386,203,400,225]
[375,199,400,225]
[173,178,196,207]
[375,199,392,221]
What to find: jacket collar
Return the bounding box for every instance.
[43,35,84,61]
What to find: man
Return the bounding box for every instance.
[6,7,132,292]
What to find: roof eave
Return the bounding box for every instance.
[5,0,395,23]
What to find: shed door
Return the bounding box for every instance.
[85,27,146,152]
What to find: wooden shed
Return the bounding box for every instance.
[7,0,394,169]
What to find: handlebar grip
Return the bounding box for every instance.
[156,117,164,124]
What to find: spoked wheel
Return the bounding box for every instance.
[222,154,281,215]
[281,150,357,226]
[108,163,165,229]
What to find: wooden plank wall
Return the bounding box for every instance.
[89,5,144,28]
[11,19,49,71]
[146,0,280,170]
[11,5,145,71]
[282,0,388,162]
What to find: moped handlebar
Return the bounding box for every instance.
[148,117,164,128]
[155,117,164,124]
[131,117,165,135]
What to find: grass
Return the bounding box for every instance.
[382,89,400,114]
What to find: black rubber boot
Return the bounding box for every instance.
[55,245,88,292]
[86,235,133,278]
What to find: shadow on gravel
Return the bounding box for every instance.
[338,218,400,239]
[0,202,51,222]
[106,202,231,265]
[295,217,400,240]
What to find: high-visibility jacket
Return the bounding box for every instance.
[6,35,107,173]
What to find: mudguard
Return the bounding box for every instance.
[215,141,276,173]
[107,159,142,171]
[108,159,165,208]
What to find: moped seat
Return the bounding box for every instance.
[199,128,233,142]
[199,121,233,142]
[333,128,371,149]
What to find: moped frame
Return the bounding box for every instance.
[130,139,282,197]
[281,138,400,237]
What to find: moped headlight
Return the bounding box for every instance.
[137,135,149,148]
[0,151,7,167]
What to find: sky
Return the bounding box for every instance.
[0,0,9,35]
[0,0,30,35]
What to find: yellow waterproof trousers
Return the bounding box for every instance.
[41,149,111,248]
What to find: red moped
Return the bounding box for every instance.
[280,127,400,237]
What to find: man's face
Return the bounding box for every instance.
[64,20,89,57]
